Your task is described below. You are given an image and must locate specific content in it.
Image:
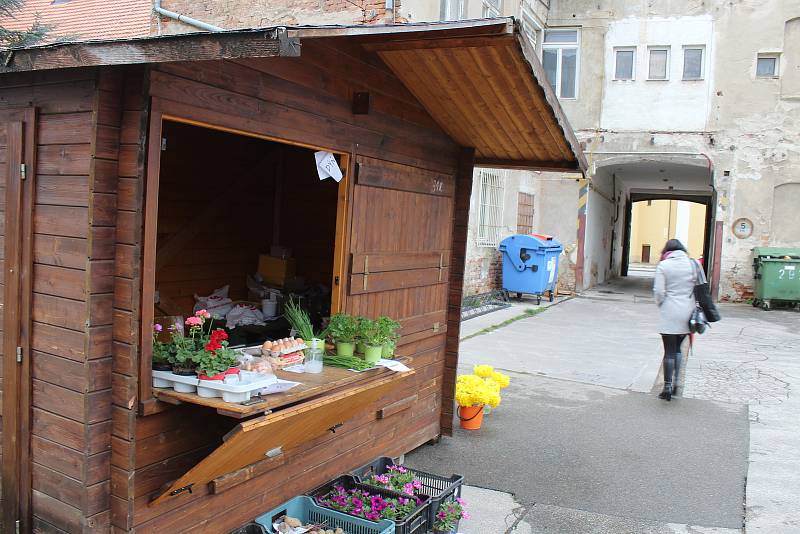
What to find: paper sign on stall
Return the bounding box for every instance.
[314,151,343,182]
[257,379,301,395]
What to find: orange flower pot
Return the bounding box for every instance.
[457,405,484,430]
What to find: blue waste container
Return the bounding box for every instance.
[499,234,563,303]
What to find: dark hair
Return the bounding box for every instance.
[662,239,687,255]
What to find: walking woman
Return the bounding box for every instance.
[653,239,702,401]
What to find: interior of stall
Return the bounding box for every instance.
[152,119,342,348]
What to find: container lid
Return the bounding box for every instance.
[753,247,800,259]
[499,234,563,251]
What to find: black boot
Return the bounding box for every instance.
[659,356,675,401]
[672,351,683,396]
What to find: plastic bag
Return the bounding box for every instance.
[194,285,234,318]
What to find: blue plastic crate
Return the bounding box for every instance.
[256,496,394,534]
[351,457,464,530]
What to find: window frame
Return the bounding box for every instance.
[682,45,706,81]
[517,192,535,235]
[481,0,502,18]
[440,0,465,21]
[138,100,352,412]
[756,53,780,78]
[476,169,507,248]
[542,28,581,100]
[647,46,670,81]
[613,46,637,81]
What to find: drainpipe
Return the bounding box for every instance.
[153,0,224,33]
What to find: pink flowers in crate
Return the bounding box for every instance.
[317,484,420,522]
[433,497,469,532]
[363,464,422,495]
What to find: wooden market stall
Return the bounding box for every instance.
[0,19,586,533]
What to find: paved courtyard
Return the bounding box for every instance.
[406,276,800,533]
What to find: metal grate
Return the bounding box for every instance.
[517,191,535,234]
[461,290,511,321]
[477,169,506,247]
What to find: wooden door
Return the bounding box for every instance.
[0,108,37,533]
[641,245,651,264]
[346,154,455,380]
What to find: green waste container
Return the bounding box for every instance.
[752,247,800,310]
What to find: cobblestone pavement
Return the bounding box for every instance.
[681,304,800,533]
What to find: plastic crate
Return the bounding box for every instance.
[351,457,464,531]
[255,496,394,534]
[308,475,430,534]
[229,523,267,534]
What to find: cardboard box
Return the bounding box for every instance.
[257,255,296,287]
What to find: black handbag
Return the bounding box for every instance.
[691,259,721,323]
[689,305,708,334]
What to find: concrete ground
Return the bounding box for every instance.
[407,276,800,533]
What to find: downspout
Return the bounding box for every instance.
[153,0,224,33]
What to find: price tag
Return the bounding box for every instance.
[314,151,343,182]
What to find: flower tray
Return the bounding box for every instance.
[151,370,277,403]
[308,475,430,534]
[351,457,464,531]
[255,496,394,534]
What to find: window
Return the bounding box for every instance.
[648,47,670,80]
[756,54,779,78]
[477,169,506,247]
[682,46,705,80]
[542,29,580,99]
[614,47,636,80]
[482,0,502,18]
[517,192,535,234]
[440,0,464,21]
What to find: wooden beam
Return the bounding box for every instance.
[361,35,516,52]
[0,28,300,73]
[474,158,581,172]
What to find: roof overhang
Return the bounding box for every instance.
[0,18,586,172]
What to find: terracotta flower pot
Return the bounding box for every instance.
[458,405,484,430]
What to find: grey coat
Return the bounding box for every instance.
[653,250,704,334]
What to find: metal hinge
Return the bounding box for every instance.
[168,483,193,497]
[16,346,22,363]
[161,137,167,151]
[432,322,441,334]
[15,519,20,534]
[363,255,369,291]
[19,163,26,180]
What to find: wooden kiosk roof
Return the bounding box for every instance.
[0,18,586,172]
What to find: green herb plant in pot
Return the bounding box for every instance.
[328,313,358,357]
[358,318,386,364]
[376,316,401,358]
[355,316,368,354]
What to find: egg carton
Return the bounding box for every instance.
[238,344,308,357]
[152,370,278,403]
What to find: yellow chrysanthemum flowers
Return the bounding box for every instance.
[455,365,511,408]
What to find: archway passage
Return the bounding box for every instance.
[581,156,715,289]
[624,196,711,279]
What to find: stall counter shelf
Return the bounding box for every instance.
[152,362,410,418]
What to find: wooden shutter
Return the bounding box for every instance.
[347,156,455,343]
[150,371,408,506]
[1,107,37,533]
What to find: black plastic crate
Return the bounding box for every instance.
[308,475,430,534]
[229,522,267,534]
[352,457,464,530]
